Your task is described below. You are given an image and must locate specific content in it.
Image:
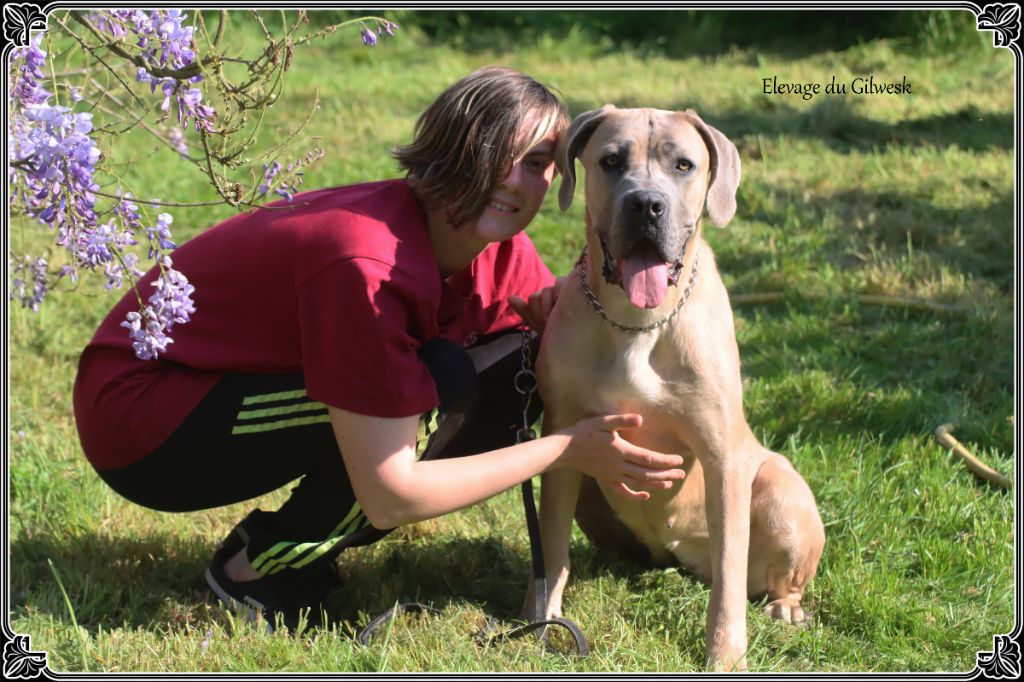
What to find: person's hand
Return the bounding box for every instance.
[557,414,685,501]
[509,276,566,336]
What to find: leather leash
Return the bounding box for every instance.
[357,326,590,656]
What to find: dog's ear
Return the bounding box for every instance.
[682,109,741,228]
[557,105,615,211]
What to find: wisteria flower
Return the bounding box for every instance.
[119,256,196,360]
[176,86,216,132]
[121,308,172,360]
[149,259,196,331]
[145,213,177,257]
[155,10,196,68]
[104,251,144,290]
[10,33,50,106]
[75,221,137,269]
[13,104,101,236]
[256,149,324,202]
[8,256,49,312]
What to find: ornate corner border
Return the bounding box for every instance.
[976,2,1023,49]
[977,633,1023,680]
[2,2,46,48]
[3,4,54,678]
[2,634,47,680]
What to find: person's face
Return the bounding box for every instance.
[471,118,559,243]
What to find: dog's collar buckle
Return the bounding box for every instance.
[577,245,699,334]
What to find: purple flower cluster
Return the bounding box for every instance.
[8,256,49,312]
[10,103,101,245]
[361,19,399,47]
[10,35,101,245]
[8,21,197,361]
[257,148,325,202]
[10,34,50,106]
[96,9,196,69]
[94,10,216,133]
[136,69,215,133]
[146,212,177,256]
[112,203,194,359]
[75,221,135,268]
[120,255,196,360]
[258,161,285,197]
[70,194,149,290]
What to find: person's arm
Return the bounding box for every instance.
[329,407,684,530]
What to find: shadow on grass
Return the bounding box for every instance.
[6,530,527,635]
[729,186,1015,288]
[6,530,547,634]
[738,298,1012,449]
[8,526,686,641]
[329,533,668,627]
[718,101,1012,155]
[9,530,213,633]
[714,185,1011,452]
[330,535,531,624]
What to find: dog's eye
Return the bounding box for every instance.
[600,154,620,169]
[675,159,693,172]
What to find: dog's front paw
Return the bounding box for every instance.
[764,598,812,628]
[707,646,748,672]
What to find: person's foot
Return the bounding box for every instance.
[204,511,342,633]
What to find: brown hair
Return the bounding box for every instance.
[393,66,569,227]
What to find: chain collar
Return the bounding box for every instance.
[576,244,699,334]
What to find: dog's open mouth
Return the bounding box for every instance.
[601,239,684,309]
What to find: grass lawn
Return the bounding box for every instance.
[5,9,1017,673]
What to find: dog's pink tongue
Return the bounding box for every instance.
[620,243,669,309]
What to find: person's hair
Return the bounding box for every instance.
[393,66,569,227]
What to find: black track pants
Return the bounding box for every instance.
[95,332,541,574]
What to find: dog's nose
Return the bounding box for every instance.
[624,190,667,221]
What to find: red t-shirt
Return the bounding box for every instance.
[73,179,555,470]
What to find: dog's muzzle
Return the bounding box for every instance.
[599,192,696,309]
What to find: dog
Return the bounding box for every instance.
[523,106,825,670]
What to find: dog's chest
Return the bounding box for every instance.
[563,330,711,567]
[589,333,671,411]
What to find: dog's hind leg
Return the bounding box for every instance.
[747,451,825,626]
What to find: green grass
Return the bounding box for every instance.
[7,10,1015,673]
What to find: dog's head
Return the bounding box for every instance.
[557,105,740,309]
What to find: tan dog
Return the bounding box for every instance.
[525,106,825,670]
